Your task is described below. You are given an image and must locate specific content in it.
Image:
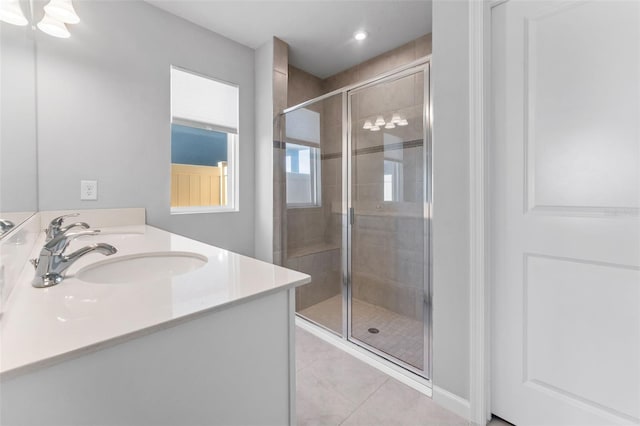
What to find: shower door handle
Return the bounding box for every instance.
[349,207,355,225]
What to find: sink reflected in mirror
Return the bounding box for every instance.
[75,252,208,284]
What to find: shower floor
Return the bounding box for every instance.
[298,295,424,370]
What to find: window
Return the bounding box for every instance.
[383,159,403,202]
[285,108,321,207]
[286,143,321,206]
[383,132,404,202]
[170,66,239,213]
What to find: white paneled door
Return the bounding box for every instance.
[491,1,640,425]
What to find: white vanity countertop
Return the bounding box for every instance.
[0,225,310,380]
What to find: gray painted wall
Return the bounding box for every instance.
[35,0,255,256]
[432,0,471,400]
[254,40,274,262]
[1,15,38,214]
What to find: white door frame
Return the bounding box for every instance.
[468,1,500,424]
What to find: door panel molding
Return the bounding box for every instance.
[522,253,640,421]
[525,380,639,425]
[523,1,640,216]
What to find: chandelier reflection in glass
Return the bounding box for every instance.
[0,0,80,39]
[362,113,409,132]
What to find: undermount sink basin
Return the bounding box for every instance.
[75,252,208,284]
[75,232,143,242]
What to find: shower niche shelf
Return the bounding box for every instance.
[287,241,340,259]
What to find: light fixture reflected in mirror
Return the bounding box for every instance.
[0,0,28,26]
[1,0,80,37]
[363,113,408,132]
[44,0,79,24]
[37,13,70,38]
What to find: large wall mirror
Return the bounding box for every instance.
[0,0,38,239]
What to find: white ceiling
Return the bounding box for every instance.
[145,1,432,78]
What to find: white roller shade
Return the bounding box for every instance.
[171,67,239,134]
[286,108,320,145]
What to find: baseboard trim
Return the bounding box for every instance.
[433,385,471,421]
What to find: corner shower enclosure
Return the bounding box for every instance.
[278,61,431,379]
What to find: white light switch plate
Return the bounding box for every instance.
[80,180,98,200]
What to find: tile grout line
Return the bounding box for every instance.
[337,376,391,426]
[296,320,433,398]
[303,360,380,408]
[296,330,392,425]
[297,363,379,426]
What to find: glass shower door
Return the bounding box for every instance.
[348,67,430,375]
[282,93,345,336]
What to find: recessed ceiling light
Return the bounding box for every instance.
[354,31,367,41]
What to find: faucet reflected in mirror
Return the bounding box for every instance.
[30,215,117,288]
[44,212,89,241]
[0,219,15,236]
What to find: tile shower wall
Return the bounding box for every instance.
[350,70,427,321]
[291,91,344,315]
[283,67,341,313]
[273,37,288,266]
[352,214,426,320]
[323,34,432,92]
[285,66,325,254]
[282,33,431,319]
[320,93,343,251]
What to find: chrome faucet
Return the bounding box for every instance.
[31,230,117,288]
[0,219,15,236]
[45,213,90,241]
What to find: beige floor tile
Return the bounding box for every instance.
[296,367,358,426]
[488,416,514,426]
[296,327,469,426]
[305,341,389,407]
[341,379,469,426]
[296,327,344,371]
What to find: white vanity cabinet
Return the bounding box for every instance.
[0,212,309,426]
[1,289,298,425]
